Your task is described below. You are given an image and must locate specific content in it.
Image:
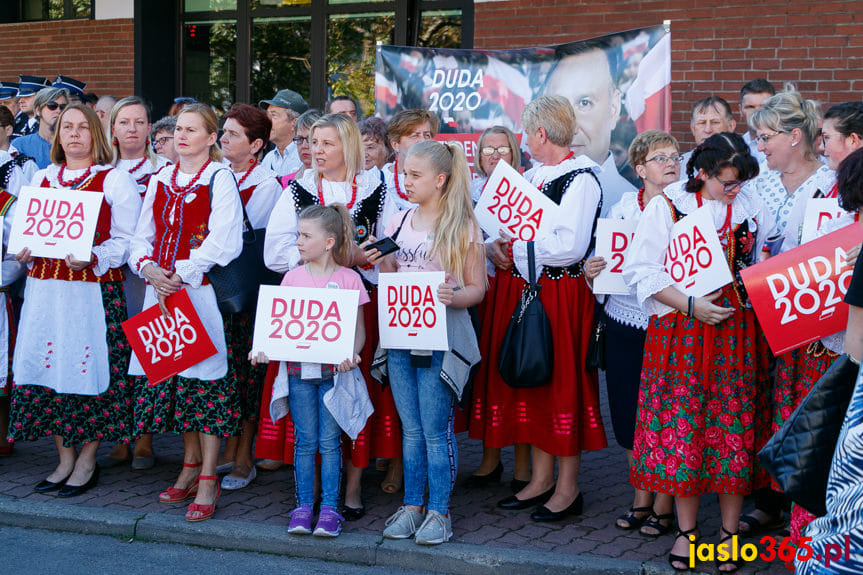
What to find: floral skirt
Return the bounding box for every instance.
[8,282,134,447]
[630,296,772,497]
[223,310,266,423]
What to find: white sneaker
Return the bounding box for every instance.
[414,510,452,545]
[382,506,425,539]
[220,466,256,490]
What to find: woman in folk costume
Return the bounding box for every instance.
[623,132,773,572]
[99,96,171,471]
[9,104,142,497]
[128,103,243,521]
[475,95,607,522]
[213,103,282,490]
[258,113,389,518]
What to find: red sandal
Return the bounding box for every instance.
[185,475,220,522]
[159,462,202,503]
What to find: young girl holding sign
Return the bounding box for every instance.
[252,203,368,537]
[368,140,486,545]
[623,133,773,572]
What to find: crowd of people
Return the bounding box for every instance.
[0,69,863,573]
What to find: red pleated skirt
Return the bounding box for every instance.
[468,270,606,457]
[254,290,402,466]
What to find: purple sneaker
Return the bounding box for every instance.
[287,505,313,535]
[313,506,344,537]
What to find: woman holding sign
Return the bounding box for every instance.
[128,103,244,522]
[623,133,772,572]
[469,126,521,204]
[474,95,607,523]
[368,139,485,545]
[744,88,835,536]
[9,104,142,497]
[584,130,679,536]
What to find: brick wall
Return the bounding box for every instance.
[0,18,134,98]
[473,0,863,149]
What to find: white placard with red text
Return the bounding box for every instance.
[741,224,862,354]
[378,271,448,351]
[252,285,359,364]
[663,205,733,297]
[7,185,103,261]
[801,198,848,244]
[593,219,639,295]
[474,161,558,242]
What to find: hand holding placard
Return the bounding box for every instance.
[378,271,448,351]
[593,219,638,295]
[474,161,558,242]
[663,206,733,297]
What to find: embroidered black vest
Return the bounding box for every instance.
[289,179,386,244]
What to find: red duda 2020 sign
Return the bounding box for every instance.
[741,224,863,355]
[122,289,218,386]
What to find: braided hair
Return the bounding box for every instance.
[685,132,760,195]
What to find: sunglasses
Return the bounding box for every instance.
[45,101,67,111]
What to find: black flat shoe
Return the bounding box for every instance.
[497,485,555,510]
[341,505,366,521]
[57,465,100,498]
[531,492,583,522]
[510,479,530,493]
[34,472,72,493]
[463,462,503,489]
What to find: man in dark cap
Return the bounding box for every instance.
[259,88,309,176]
[15,75,51,137]
[0,82,19,119]
[52,74,87,104]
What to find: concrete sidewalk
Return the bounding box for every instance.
[0,380,789,574]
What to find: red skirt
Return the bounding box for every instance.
[630,294,772,497]
[468,270,606,457]
[254,291,402,466]
[773,342,839,434]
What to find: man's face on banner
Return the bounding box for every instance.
[545,49,621,165]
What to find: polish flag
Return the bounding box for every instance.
[477,57,532,128]
[625,32,672,133]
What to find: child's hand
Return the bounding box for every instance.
[336,354,361,373]
[249,351,269,366]
[438,274,455,306]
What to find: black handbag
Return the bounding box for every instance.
[585,297,607,371]
[757,353,859,517]
[498,241,554,388]
[205,170,277,314]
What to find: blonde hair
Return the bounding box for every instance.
[406,140,483,287]
[521,95,575,148]
[628,130,680,167]
[311,113,363,185]
[50,104,113,166]
[748,84,822,160]
[110,96,158,167]
[298,203,356,267]
[177,102,222,162]
[475,126,522,178]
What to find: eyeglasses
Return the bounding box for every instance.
[715,176,744,192]
[292,135,309,146]
[45,101,67,111]
[754,131,785,144]
[153,136,173,147]
[644,154,682,165]
[480,146,512,156]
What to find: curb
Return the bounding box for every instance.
[0,496,676,574]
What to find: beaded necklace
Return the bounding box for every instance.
[537,151,574,190]
[125,156,149,176]
[696,193,733,246]
[318,175,357,210]
[393,160,409,202]
[170,159,211,194]
[57,163,93,188]
[637,187,646,211]
[236,160,257,189]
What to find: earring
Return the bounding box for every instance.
[791,141,799,147]
[112,137,118,146]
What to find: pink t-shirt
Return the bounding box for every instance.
[385,208,444,274]
[280,264,371,307]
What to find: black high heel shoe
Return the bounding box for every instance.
[463,462,503,489]
[716,526,743,573]
[668,526,699,572]
[34,471,73,493]
[57,465,100,498]
[530,491,583,522]
[497,484,555,510]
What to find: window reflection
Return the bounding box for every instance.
[183,20,237,113]
[252,17,312,104]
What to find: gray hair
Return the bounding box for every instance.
[151,115,177,137]
[34,87,70,117]
[295,109,323,133]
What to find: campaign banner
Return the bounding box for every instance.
[7,185,103,261]
[664,206,733,297]
[252,285,360,364]
[474,161,557,242]
[378,271,448,351]
[800,198,847,244]
[741,224,862,355]
[375,25,670,176]
[121,289,218,386]
[593,218,639,295]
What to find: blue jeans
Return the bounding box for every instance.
[288,376,342,509]
[387,349,457,514]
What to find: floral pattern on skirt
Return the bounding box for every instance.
[8,281,134,447]
[630,294,772,497]
[223,310,266,423]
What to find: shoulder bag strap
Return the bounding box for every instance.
[390,209,412,243]
[527,240,537,288]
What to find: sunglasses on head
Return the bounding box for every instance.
[45,101,67,111]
